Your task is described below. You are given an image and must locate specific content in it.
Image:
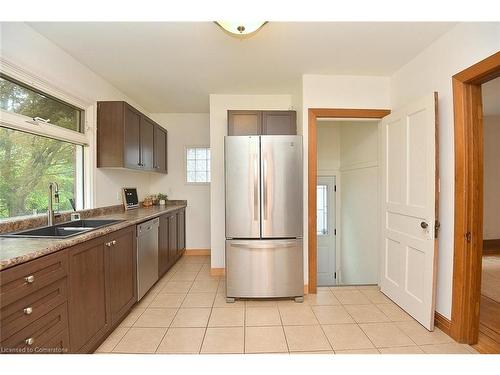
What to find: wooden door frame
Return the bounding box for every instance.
[308,108,391,293]
[450,51,500,344]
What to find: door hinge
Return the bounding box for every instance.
[334,229,336,235]
[334,272,337,279]
[434,220,440,239]
[465,232,472,242]
[334,185,337,192]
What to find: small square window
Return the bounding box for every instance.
[186,147,210,184]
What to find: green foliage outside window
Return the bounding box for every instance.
[0,76,84,220]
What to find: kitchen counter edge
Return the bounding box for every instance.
[0,204,186,271]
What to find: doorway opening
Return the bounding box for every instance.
[450,51,500,352]
[316,119,380,287]
[307,109,390,294]
[479,76,500,353]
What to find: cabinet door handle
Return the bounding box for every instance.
[25,337,34,346]
[25,275,35,284]
[24,307,33,315]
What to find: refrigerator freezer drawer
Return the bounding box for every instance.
[226,239,304,298]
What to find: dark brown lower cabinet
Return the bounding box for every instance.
[158,214,170,277]
[108,226,137,326]
[0,209,186,354]
[68,226,137,353]
[168,213,178,264]
[159,208,186,277]
[177,209,186,255]
[68,236,110,353]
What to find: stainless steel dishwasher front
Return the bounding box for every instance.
[136,217,159,300]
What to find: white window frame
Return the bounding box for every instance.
[184,145,211,185]
[0,57,95,213]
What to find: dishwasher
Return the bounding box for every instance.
[137,218,159,301]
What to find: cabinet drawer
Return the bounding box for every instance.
[38,328,70,354]
[0,278,68,340]
[0,250,68,307]
[0,302,68,353]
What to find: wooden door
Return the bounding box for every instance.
[262,111,297,135]
[154,126,167,173]
[68,237,110,353]
[228,110,262,135]
[168,214,178,263]
[317,176,336,286]
[140,116,155,170]
[379,93,438,330]
[177,209,186,255]
[158,214,170,276]
[108,226,136,326]
[123,104,141,169]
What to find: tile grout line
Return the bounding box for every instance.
[106,326,131,353]
[199,294,215,354]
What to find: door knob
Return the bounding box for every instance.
[420,221,429,229]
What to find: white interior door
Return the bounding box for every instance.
[379,93,438,330]
[317,176,336,286]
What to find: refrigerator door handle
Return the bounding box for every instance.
[230,241,298,249]
[253,153,258,221]
[263,156,268,220]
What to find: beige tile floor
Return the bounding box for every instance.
[96,254,478,354]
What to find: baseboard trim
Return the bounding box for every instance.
[483,239,500,255]
[435,312,452,335]
[210,267,225,276]
[184,249,210,256]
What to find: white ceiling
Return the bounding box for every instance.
[482,76,500,116]
[29,22,456,113]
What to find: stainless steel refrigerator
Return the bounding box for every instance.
[224,135,303,301]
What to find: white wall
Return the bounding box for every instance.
[317,123,341,171]
[0,22,152,208]
[302,74,392,282]
[390,22,500,318]
[209,94,294,269]
[483,116,500,240]
[339,121,379,285]
[149,113,211,249]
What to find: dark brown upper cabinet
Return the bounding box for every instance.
[227,110,296,136]
[262,111,297,135]
[228,110,262,136]
[97,101,168,173]
[123,104,141,169]
[154,124,168,173]
[140,115,155,170]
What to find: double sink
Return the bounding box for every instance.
[1,219,123,239]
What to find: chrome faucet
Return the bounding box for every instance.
[48,182,60,226]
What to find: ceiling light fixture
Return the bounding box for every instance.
[215,21,268,37]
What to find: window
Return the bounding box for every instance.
[317,184,328,235]
[0,74,84,133]
[186,147,210,183]
[0,73,86,220]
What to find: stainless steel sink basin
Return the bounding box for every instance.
[1,219,124,239]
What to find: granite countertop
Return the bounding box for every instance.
[0,204,186,271]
